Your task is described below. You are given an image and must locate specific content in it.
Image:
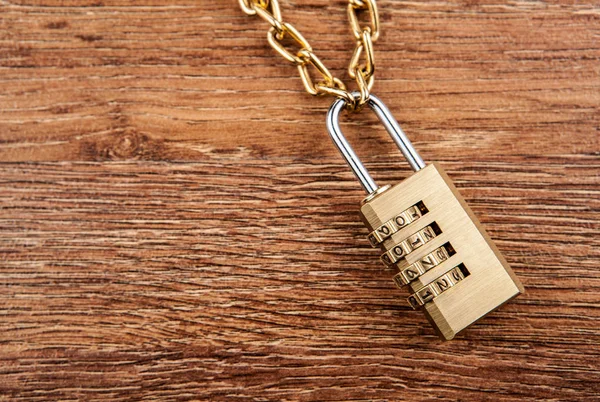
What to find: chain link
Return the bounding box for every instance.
[238,0,380,112]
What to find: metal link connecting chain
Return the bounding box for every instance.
[238,0,380,111]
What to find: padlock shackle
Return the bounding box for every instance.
[326,93,426,194]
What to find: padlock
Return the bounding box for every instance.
[326,94,524,340]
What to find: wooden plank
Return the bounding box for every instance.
[0,1,598,161]
[1,0,599,400]
[0,158,598,401]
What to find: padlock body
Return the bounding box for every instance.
[360,163,524,340]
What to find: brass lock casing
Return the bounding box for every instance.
[326,94,524,340]
[360,163,524,340]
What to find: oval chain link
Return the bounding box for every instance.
[238,0,380,112]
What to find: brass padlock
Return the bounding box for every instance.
[326,94,524,340]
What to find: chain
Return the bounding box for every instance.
[238,0,380,111]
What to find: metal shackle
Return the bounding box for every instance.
[325,93,426,194]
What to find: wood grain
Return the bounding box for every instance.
[0,0,599,401]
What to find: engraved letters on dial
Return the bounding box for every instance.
[434,277,451,292]
[392,243,455,287]
[407,264,470,309]
[367,201,428,246]
[407,295,420,309]
[381,222,442,267]
[417,286,436,304]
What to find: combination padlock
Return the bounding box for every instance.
[326,94,524,340]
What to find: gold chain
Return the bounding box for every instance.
[238,0,380,111]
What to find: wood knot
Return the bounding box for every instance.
[46,21,69,30]
[83,128,164,161]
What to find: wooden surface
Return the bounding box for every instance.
[1,1,599,401]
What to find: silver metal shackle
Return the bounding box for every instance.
[326,93,426,194]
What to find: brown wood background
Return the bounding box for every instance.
[1,1,599,401]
